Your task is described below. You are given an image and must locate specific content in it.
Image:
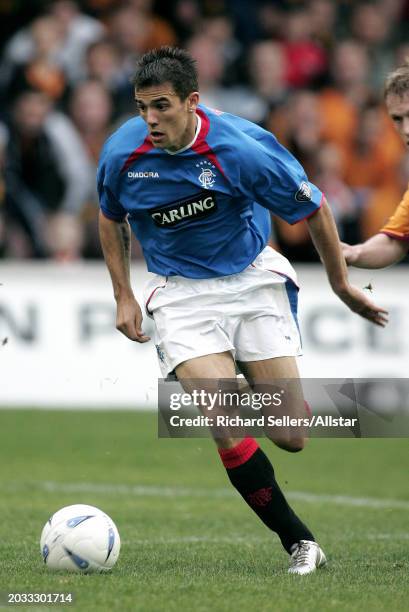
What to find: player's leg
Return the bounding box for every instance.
[175,352,323,572]
[149,267,325,572]
[175,350,243,448]
[237,355,308,452]
[236,355,326,574]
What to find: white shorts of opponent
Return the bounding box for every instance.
[143,246,302,378]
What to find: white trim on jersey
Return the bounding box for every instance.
[164,114,202,155]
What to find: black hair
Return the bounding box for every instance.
[131,46,198,100]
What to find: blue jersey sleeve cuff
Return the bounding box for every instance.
[100,206,127,222]
[290,188,324,225]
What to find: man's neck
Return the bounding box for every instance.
[166,113,200,154]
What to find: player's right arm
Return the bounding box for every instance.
[97,133,150,343]
[98,211,150,343]
[342,233,408,268]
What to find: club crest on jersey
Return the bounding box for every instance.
[295,181,312,202]
[149,191,217,227]
[196,161,216,189]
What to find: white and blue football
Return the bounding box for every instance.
[40,504,120,572]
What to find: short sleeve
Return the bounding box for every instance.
[97,148,127,222]
[233,134,323,224]
[379,185,409,242]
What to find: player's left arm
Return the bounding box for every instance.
[226,133,387,325]
[306,198,389,327]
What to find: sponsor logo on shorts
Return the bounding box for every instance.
[295,181,312,202]
[149,191,217,227]
[128,171,159,178]
[155,344,166,363]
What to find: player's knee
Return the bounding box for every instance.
[272,436,306,453]
[286,437,305,453]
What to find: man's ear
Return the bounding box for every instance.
[187,92,199,112]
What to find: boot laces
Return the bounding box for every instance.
[290,541,313,566]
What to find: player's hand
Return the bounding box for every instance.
[340,242,361,265]
[116,296,151,343]
[335,284,389,327]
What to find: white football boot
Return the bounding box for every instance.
[288,540,327,575]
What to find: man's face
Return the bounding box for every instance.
[386,92,409,148]
[135,83,199,152]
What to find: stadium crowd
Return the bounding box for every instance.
[0,0,408,262]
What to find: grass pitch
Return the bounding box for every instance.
[0,410,408,612]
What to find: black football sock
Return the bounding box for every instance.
[218,437,314,553]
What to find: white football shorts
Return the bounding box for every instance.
[143,246,302,377]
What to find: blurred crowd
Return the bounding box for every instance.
[0,0,408,262]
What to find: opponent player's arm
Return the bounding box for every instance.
[306,198,388,327]
[342,233,408,268]
[98,211,150,342]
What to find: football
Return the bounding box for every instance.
[40,504,120,572]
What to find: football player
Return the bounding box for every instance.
[98,47,387,575]
[342,60,409,267]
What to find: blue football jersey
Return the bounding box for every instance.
[97,105,322,278]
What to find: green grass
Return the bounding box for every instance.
[0,410,408,612]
